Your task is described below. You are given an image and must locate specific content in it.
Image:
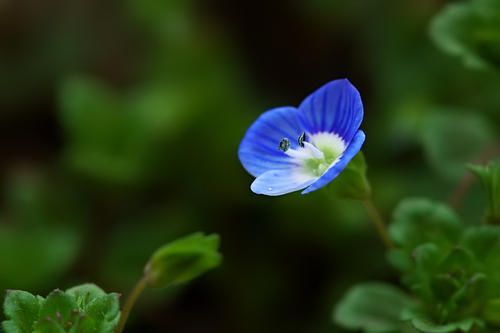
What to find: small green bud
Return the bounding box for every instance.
[468,160,500,223]
[325,151,371,200]
[144,232,222,288]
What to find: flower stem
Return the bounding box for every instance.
[362,199,394,248]
[115,275,149,333]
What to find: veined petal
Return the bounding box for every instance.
[238,107,303,177]
[297,79,363,143]
[302,130,365,194]
[251,168,317,196]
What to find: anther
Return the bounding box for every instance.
[278,138,290,152]
[298,132,306,148]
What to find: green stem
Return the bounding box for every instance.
[363,199,394,248]
[115,275,149,333]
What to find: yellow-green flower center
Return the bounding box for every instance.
[303,144,343,177]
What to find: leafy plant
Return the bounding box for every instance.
[431,0,500,70]
[1,232,221,333]
[2,284,120,333]
[335,198,500,332]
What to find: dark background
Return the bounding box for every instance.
[0,0,498,332]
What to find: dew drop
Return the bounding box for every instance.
[268,187,273,191]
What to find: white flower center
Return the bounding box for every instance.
[284,132,345,178]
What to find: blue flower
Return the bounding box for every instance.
[238,79,365,196]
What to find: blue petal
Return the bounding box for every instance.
[238,107,304,177]
[301,130,366,194]
[251,169,317,196]
[297,79,363,143]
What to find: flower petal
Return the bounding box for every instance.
[251,168,317,196]
[297,79,363,143]
[238,107,304,177]
[302,130,366,194]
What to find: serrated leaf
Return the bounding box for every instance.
[334,283,417,333]
[388,199,462,273]
[430,0,500,70]
[2,290,42,333]
[145,232,222,288]
[65,284,107,309]
[85,294,120,332]
[402,307,484,333]
[37,290,79,327]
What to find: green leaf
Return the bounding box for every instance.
[461,225,500,260]
[84,294,120,332]
[468,160,500,223]
[2,290,42,333]
[33,318,66,333]
[66,283,120,332]
[389,199,461,255]
[65,284,108,309]
[334,283,417,333]
[402,307,484,333]
[418,109,494,181]
[430,0,500,70]
[145,232,222,288]
[37,290,79,327]
[325,151,371,200]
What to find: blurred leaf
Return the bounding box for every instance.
[482,298,500,326]
[431,0,500,69]
[58,77,149,185]
[2,290,42,332]
[461,225,500,261]
[402,307,484,333]
[389,198,461,257]
[468,160,500,223]
[0,227,80,290]
[58,77,201,186]
[418,109,494,181]
[145,232,222,288]
[333,282,417,333]
[326,152,371,200]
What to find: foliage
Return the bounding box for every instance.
[2,284,120,333]
[333,283,417,333]
[1,0,500,332]
[431,0,500,69]
[336,198,500,332]
[144,233,222,288]
[468,161,500,223]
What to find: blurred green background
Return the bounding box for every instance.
[0,0,499,332]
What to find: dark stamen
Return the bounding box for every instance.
[298,132,306,148]
[278,138,290,152]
